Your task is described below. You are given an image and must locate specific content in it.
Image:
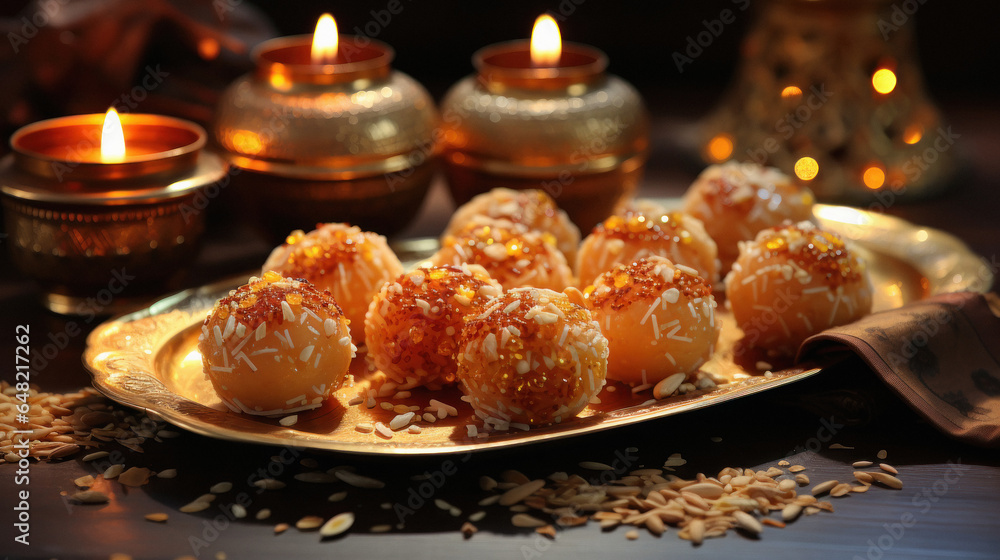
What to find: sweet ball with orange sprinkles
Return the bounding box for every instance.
[262,223,403,343]
[587,256,721,386]
[198,271,355,416]
[430,218,573,292]
[725,221,873,355]
[444,188,581,262]
[577,211,719,287]
[682,161,815,272]
[364,264,503,390]
[456,287,609,426]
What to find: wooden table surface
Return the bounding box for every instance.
[2,95,999,559]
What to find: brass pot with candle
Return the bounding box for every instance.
[212,15,439,240]
[440,16,649,231]
[0,111,227,315]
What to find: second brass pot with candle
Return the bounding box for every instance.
[212,30,439,240]
[440,19,649,231]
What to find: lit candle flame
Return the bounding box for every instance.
[101,108,126,163]
[530,15,561,67]
[311,13,339,65]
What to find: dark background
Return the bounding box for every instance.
[0,0,995,136]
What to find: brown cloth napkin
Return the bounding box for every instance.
[797,291,1000,448]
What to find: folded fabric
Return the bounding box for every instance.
[797,291,1000,448]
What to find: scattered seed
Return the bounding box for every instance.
[794,474,810,485]
[828,443,854,450]
[71,491,109,504]
[118,467,152,487]
[469,511,486,522]
[210,482,233,494]
[335,470,385,489]
[762,518,786,528]
[663,453,686,467]
[879,463,898,475]
[778,479,797,492]
[688,518,705,545]
[274,523,289,534]
[320,512,355,537]
[231,504,247,519]
[499,479,546,506]
[625,529,640,540]
[461,522,478,537]
[157,469,178,479]
[578,461,614,471]
[653,373,686,399]
[296,516,325,531]
[104,464,125,479]
[370,524,392,533]
[852,485,871,493]
[74,475,95,488]
[389,412,415,431]
[479,476,498,491]
[777,460,790,467]
[854,472,873,483]
[868,472,903,489]
[557,515,588,527]
[684,483,724,500]
[83,451,109,462]
[536,525,557,539]
[512,513,548,528]
[853,461,873,468]
[709,436,723,443]
[811,480,839,496]
[179,500,210,513]
[877,449,888,460]
[782,504,803,522]
[788,465,806,473]
[600,519,620,530]
[328,491,348,502]
[501,470,530,484]
[830,483,853,497]
[279,415,298,427]
[145,513,169,523]
[295,472,338,484]
[253,479,286,490]
[733,511,762,535]
[256,508,271,520]
[376,422,393,439]
[478,495,501,506]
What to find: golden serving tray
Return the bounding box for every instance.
[83,204,991,455]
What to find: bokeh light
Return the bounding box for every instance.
[872,69,897,94]
[863,166,885,190]
[706,134,734,162]
[794,157,819,181]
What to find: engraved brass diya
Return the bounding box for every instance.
[0,113,227,315]
[439,39,649,231]
[212,35,440,240]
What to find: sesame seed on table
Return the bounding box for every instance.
[1,96,999,560]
